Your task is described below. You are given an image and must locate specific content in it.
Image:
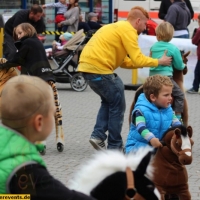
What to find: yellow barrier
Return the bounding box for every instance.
[0,28,3,57]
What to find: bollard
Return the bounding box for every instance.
[0,28,3,57]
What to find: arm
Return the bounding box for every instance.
[185,0,194,19]
[121,30,171,68]
[192,28,200,46]
[164,7,177,27]
[9,164,96,200]
[43,2,61,8]
[133,110,162,148]
[60,7,79,26]
[172,48,185,70]
[158,0,167,20]
[171,112,182,127]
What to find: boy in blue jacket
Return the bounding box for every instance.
[125,75,181,153]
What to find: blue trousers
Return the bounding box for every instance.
[83,73,125,149]
[192,60,200,91]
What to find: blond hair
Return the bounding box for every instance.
[155,22,174,42]
[13,23,37,41]
[1,75,53,131]
[143,75,173,101]
[127,6,149,21]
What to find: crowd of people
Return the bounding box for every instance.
[0,0,199,199]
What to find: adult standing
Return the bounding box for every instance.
[3,4,45,60]
[158,0,194,20]
[57,0,80,33]
[77,6,172,151]
[164,0,191,38]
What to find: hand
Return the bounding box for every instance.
[42,5,46,9]
[52,40,57,45]
[0,58,7,64]
[57,23,62,28]
[158,50,172,66]
[183,65,188,75]
[150,138,163,148]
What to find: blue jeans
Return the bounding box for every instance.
[83,73,125,149]
[173,34,189,39]
[192,60,200,91]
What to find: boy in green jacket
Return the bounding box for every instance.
[0,75,95,200]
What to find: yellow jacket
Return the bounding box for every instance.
[78,20,158,74]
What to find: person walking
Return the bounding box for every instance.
[158,0,194,20]
[3,4,45,60]
[77,6,172,151]
[164,0,191,38]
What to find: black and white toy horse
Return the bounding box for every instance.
[69,147,161,200]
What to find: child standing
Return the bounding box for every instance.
[149,22,186,120]
[0,23,65,153]
[125,75,181,153]
[0,75,95,200]
[187,13,200,94]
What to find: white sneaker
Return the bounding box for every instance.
[89,137,106,150]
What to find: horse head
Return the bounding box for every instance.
[69,148,161,200]
[162,125,194,165]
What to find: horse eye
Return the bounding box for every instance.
[147,184,154,191]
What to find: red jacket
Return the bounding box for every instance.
[192,28,200,60]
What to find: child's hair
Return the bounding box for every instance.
[1,75,53,132]
[155,22,174,42]
[13,23,37,41]
[143,75,173,101]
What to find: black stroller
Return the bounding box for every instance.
[50,29,92,92]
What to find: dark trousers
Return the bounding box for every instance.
[192,60,200,91]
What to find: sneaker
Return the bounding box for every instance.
[89,137,106,150]
[187,88,198,94]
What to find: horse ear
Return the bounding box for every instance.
[174,128,181,138]
[187,125,193,138]
[135,151,152,175]
[184,51,190,58]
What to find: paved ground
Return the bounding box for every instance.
[42,62,200,199]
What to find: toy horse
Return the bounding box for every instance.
[69,147,161,200]
[153,125,194,200]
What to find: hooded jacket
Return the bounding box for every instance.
[0,34,55,82]
[164,1,191,31]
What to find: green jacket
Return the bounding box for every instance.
[0,126,46,193]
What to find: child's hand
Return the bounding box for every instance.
[150,138,163,148]
[0,58,7,64]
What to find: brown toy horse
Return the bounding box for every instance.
[152,125,194,200]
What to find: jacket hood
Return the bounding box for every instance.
[173,1,187,9]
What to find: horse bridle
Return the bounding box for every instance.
[124,167,137,200]
[170,135,191,156]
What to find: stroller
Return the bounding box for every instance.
[51,29,91,92]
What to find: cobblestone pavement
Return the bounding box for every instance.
[42,66,200,199]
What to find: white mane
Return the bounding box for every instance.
[69,147,154,195]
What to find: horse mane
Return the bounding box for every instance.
[162,124,187,139]
[68,147,154,195]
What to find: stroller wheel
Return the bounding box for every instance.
[70,73,88,92]
[57,142,64,152]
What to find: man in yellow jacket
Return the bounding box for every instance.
[77,6,172,151]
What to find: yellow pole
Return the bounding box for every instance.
[0,28,3,57]
[131,69,138,84]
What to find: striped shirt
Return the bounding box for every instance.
[45,2,67,14]
[133,110,181,142]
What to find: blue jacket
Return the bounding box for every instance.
[125,93,173,153]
